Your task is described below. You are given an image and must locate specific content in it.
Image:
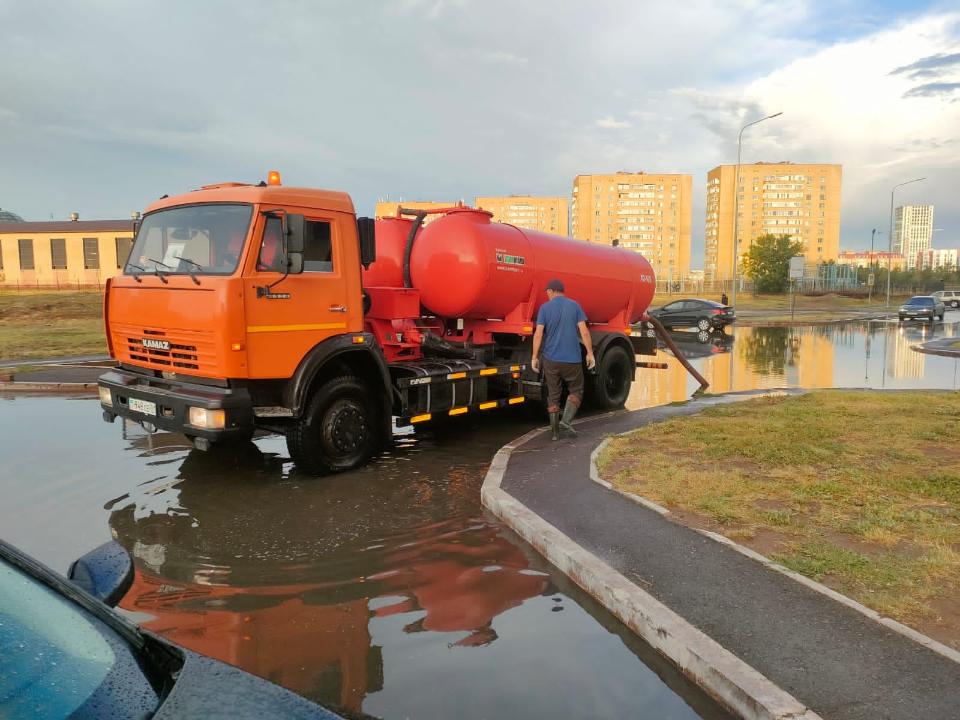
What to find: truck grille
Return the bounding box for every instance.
[113,324,217,374]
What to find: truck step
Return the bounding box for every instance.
[253,406,294,418]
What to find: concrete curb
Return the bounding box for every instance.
[591,393,960,669]
[0,381,99,394]
[913,343,960,359]
[482,418,823,720]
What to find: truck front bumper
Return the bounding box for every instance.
[98,369,255,443]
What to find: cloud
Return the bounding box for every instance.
[596,116,632,129]
[0,2,957,266]
[477,51,528,65]
[903,81,960,98]
[889,51,960,79]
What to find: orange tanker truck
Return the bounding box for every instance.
[98,172,659,474]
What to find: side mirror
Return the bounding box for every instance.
[67,541,134,607]
[285,214,305,275]
[357,217,376,269]
[287,253,304,274]
[285,214,305,253]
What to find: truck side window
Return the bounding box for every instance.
[257,217,284,272]
[303,220,333,273]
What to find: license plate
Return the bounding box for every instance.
[129,397,157,416]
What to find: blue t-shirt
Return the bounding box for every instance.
[536,296,587,363]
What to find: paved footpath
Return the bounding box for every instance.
[915,337,960,359]
[494,396,960,720]
[0,356,111,389]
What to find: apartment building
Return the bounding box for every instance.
[836,250,905,270]
[474,195,569,235]
[893,204,934,270]
[915,247,957,271]
[374,201,458,226]
[571,172,692,281]
[0,218,135,287]
[704,162,842,282]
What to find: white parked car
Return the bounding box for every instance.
[932,290,960,309]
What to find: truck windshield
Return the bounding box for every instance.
[125,204,253,276]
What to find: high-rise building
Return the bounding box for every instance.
[474,196,569,236]
[571,172,692,281]
[893,204,934,270]
[704,162,842,282]
[374,201,457,226]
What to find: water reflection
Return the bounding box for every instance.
[101,428,720,719]
[629,320,960,409]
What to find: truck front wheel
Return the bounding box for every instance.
[590,345,633,409]
[286,375,379,475]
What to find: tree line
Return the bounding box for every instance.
[741,234,956,294]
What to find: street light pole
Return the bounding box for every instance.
[886,177,925,307]
[730,111,782,313]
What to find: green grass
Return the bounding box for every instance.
[0,291,105,361]
[599,391,960,632]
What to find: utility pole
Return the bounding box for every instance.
[886,178,924,307]
[730,112,782,314]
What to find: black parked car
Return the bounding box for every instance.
[898,295,944,322]
[0,539,343,720]
[661,329,734,359]
[648,299,735,331]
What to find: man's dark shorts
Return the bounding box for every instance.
[543,358,584,412]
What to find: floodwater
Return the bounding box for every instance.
[2,398,728,720]
[3,317,956,719]
[628,317,960,409]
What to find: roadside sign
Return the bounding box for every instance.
[789,256,805,280]
[867,273,875,287]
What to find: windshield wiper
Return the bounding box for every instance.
[148,258,171,284]
[126,263,145,283]
[177,257,203,285]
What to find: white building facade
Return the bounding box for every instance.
[915,248,958,271]
[893,204,934,270]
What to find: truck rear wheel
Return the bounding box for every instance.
[590,345,633,409]
[286,375,379,475]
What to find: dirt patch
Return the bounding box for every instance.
[753,499,791,512]
[915,596,960,652]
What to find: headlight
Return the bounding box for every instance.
[99,386,113,407]
[188,407,226,429]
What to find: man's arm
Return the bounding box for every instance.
[531,325,544,372]
[577,321,596,369]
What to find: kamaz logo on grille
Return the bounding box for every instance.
[141,338,170,351]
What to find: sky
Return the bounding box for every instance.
[0,0,958,269]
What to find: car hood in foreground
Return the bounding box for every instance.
[154,644,343,720]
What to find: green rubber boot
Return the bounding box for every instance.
[549,412,560,441]
[559,402,579,436]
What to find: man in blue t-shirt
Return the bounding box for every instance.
[531,279,595,440]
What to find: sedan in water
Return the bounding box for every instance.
[0,539,344,720]
[898,295,944,323]
[648,299,735,331]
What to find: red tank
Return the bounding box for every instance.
[362,216,413,287]
[408,208,655,324]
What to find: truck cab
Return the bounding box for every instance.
[99,178,394,473]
